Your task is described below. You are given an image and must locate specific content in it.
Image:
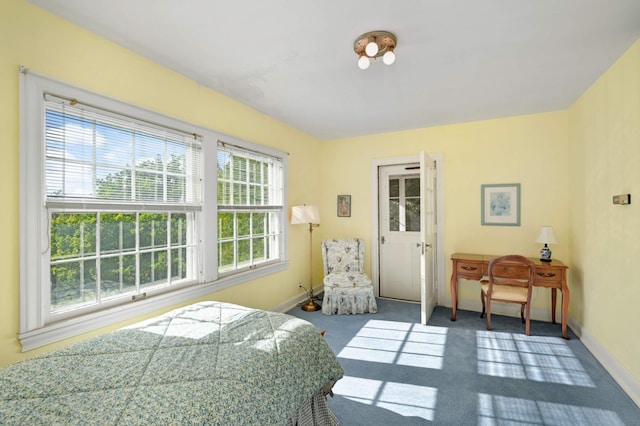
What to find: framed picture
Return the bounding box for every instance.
[337,195,351,217]
[481,183,520,226]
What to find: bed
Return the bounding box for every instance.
[0,301,344,425]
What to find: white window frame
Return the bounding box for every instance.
[19,68,288,351]
[216,140,285,276]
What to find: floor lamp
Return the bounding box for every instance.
[291,205,321,311]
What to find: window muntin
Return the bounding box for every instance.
[217,143,284,274]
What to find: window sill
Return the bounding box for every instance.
[19,261,289,351]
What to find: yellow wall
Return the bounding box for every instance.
[0,0,322,365]
[3,0,639,394]
[321,112,570,311]
[568,39,640,381]
[319,39,640,391]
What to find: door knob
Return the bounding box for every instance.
[416,242,432,255]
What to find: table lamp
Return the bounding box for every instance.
[536,226,558,262]
[291,205,321,311]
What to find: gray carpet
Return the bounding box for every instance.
[287,298,639,425]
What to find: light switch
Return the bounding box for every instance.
[612,194,631,205]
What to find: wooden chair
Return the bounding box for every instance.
[480,255,537,335]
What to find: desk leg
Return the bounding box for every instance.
[551,288,557,324]
[450,270,458,321]
[562,288,570,340]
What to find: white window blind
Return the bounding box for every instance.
[44,94,202,211]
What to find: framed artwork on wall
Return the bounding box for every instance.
[337,195,351,217]
[481,183,520,226]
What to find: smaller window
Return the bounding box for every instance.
[216,141,285,275]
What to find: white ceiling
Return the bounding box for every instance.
[27,0,640,140]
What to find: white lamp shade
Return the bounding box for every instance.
[358,55,370,70]
[365,40,379,57]
[383,50,395,65]
[536,226,558,244]
[291,205,320,224]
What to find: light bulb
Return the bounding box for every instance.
[365,40,379,57]
[358,55,370,70]
[383,50,395,65]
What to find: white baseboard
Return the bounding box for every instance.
[568,318,640,408]
[271,286,322,313]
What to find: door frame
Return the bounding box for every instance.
[370,154,445,306]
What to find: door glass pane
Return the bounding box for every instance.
[405,178,420,197]
[389,178,400,231]
[406,198,421,232]
[405,177,421,232]
[389,179,400,197]
[389,199,400,231]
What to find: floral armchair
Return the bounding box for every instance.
[321,238,378,315]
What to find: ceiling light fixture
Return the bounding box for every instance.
[354,30,397,70]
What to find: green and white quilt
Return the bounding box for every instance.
[0,301,344,425]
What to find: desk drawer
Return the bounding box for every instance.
[456,261,486,278]
[533,268,563,286]
[491,263,531,279]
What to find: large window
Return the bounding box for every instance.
[44,95,201,317]
[20,70,288,350]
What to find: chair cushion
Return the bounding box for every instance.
[324,272,372,288]
[481,282,528,303]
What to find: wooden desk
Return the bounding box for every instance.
[450,253,570,339]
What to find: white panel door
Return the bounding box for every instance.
[379,164,421,301]
[420,151,436,324]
